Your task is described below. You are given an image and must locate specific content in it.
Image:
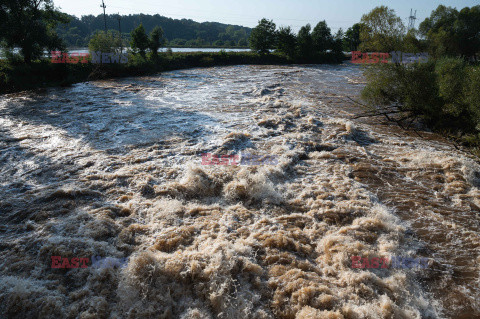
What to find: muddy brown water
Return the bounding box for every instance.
[0,64,478,318]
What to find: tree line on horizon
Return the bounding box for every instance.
[248,18,348,60]
[1,1,479,63]
[56,13,251,48]
[250,5,480,61]
[357,6,480,153]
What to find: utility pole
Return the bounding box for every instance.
[117,14,121,35]
[117,13,122,52]
[408,9,417,31]
[100,0,107,31]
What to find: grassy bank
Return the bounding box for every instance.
[0,51,346,94]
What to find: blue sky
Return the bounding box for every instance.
[53,0,478,32]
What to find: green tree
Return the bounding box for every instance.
[224,40,234,47]
[344,23,362,51]
[465,66,480,125]
[419,5,459,57]
[0,0,68,63]
[249,18,276,54]
[237,38,248,47]
[435,58,468,118]
[149,26,166,57]
[130,23,149,57]
[332,29,344,54]
[455,6,480,60]
[225,26,235,37]
[360,6,405,52]
[297,24,314,59]
[171,38,187,46]
[312,21,333,52]
[88,30,122,54]
[402,29,424,52]
[233,29,247,43]
[276,26,297,59]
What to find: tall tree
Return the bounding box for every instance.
[149,26,166,57]
[419,5,459,57]
[276,26,296,59]
[88,30,122,54]
[344,23,362,51]
[130,23,149,57]
[312,21,333,52]
[0,0,68,63]
[297,24,314,59]
[331,29,344,54]
[402,29,424,53]
[360,6,405,52]
[249,18,276,54]
[455,6,480,60]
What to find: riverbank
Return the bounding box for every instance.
[0,51,346,94]
[361,58,480,155]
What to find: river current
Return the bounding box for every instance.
[0,64,479,318]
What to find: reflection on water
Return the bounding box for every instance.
[0,64,478,318]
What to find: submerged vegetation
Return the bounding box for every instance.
[359,4,480,151]
[362,59,480,150]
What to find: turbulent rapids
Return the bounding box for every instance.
[0,64,479,319]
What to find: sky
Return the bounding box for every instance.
[53,0,479,32]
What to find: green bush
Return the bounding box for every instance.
[361,63,404,106]
[465,66,480,130]
[361,61,440,121]
[88,31,123,54]
[435,58,467,117]
[361,58,480,145]
[402,61,441,121]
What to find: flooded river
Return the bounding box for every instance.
[0,64,479,318]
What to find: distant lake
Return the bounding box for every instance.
[0,47,251,58]
[70,47,251,54]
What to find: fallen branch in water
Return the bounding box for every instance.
[352,110,404,119]
[346,96,424,138]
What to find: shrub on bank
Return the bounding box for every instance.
[0,60,93,92]
[361,57,480,145]
[465,66,480,130]
[361,61,441,121]
[88,31,123,55]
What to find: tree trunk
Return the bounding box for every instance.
[23,49,32,64]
